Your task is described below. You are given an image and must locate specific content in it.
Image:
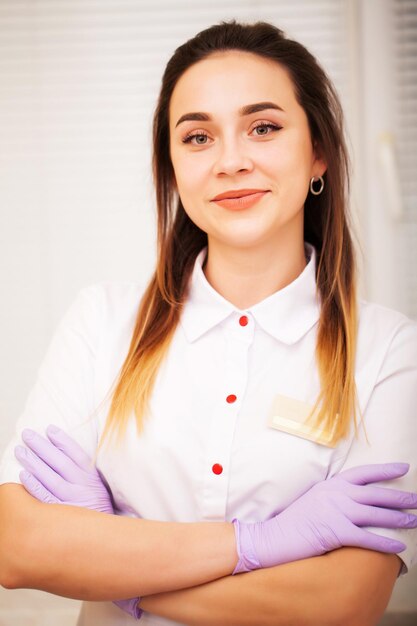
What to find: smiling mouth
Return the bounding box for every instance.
[211,191,269,210]
[211,189,268,201]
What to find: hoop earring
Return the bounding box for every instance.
[310,176,324,195]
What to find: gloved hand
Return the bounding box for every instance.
[15,425,113,512]
[15,425,143,620]
[232,462,417,573]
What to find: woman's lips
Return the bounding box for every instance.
[211,191,269,210]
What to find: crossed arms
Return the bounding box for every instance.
[0,483,401,626]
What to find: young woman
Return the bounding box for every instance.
[1,20,416,626]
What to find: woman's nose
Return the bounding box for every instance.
[211,138,254,176]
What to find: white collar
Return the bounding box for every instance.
[180,242,320,344]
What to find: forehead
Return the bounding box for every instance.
[169,50,298,124]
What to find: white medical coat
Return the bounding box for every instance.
[1,242,416,626]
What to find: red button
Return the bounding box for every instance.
[239,315,249,326]
[226,394,237,403]
[212,463,223,475]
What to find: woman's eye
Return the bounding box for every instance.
[252,122,281,136]
[182,132,209,145]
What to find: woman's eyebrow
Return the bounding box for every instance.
[175,101,285,128]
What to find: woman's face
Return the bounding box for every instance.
[168,50,326,252]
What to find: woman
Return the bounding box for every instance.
[1,20,416,626]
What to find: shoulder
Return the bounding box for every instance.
[53,280,149,354]
[77,279,148,305]
[358,298,416,340]
[357,299,417,379]
[73,279,149,321]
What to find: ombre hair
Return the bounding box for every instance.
[98,19,363,449]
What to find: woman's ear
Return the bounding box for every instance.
[315,161,327,179]
[312,142,327,177]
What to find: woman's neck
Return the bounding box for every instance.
[202,238,308,310]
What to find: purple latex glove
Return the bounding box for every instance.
[232,462,417,573]
[15,425,113,512]
[15,425,143,620]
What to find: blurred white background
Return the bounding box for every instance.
[0,0,416,623]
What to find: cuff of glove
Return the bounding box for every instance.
[113,597,143,620]
[231,518,262,574]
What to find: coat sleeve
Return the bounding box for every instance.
[327,315,417,577]
[0,284,104,485]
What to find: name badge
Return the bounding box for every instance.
[268,394,338,448]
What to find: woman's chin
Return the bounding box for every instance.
[208,224,278,249]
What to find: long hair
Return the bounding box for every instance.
[98,19,362,449]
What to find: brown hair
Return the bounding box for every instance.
[98,19,362,449]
